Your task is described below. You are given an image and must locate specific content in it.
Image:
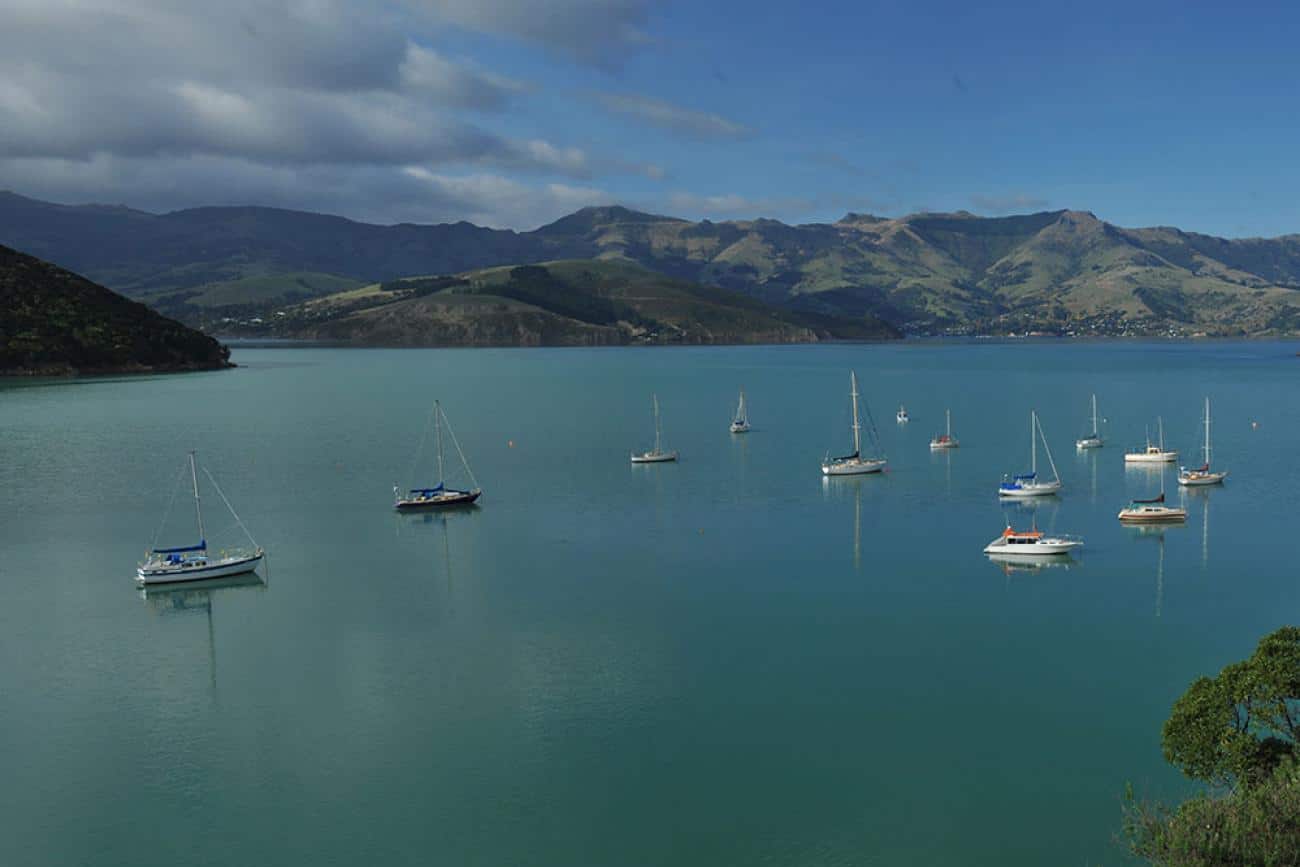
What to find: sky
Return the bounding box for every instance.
[3,0,1300,235]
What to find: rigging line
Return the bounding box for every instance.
[406,405,434,486]
[441,409,480,491]
[150,461,189,549]
[201,466,259,549]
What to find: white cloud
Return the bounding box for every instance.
[969,193,1050,214]
[593,92,751,140]
[417,0,656,67]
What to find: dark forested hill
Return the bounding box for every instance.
[0,244,231,375]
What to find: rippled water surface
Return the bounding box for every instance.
[3,341,1297,866]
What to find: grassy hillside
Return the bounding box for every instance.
[0,244,231,375]
[274,259,898,346]
[8,191,1300,335]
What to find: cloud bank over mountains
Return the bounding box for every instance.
[0,0,742,228]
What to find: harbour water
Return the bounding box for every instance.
[2,341,1297,866]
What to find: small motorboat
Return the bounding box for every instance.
[983,525,1083,556]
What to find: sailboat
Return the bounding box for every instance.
[1118,465,1186,522]
[1178,397,1228,486]
[896,405,910,424]
[930,409,959,449]
[1125,417,1177,463]
[730,389,750,433]
[1076,394,1104,449]
[137,451,264,585]
[394,401,482,508]
[631,394,678,463]
[822,371,887,475]
[999,410,1062,497]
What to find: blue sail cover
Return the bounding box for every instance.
[152,540,207,554]
[409,484,445,495]
[1000,472,1036,490]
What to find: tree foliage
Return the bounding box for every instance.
[0,244,230,374]
[1162,626,1300,787]
[1126,627,1300,864]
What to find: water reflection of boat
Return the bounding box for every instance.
[1124,524,1173,617]
[986,551,1079,573]
[140,573,267,688]
[139,572,267,605]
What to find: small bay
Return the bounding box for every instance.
[2,340,1296,866]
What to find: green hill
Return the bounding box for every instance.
[0,244,231,375]
[277,259,898,346]
[7,191,1300,335]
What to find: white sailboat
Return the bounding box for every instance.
[1076,394,1104,449]
[999,410,1062,497]
[1125,417,1177,463]
[1178,397,1228,486]
[822,371,887,475]
[1119,464,1186,523]
[730,389,750,433]
[632,394,678,463]
[983,523,1083,556]
[394,401,482,508]
[896,405,910,424]
[137,451,264,585]
[930,409,959,449]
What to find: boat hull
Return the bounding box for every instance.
[729,423,750,434]
[822,458,886,476]
[929,439,959,450]
[137,551,263,585]
[395,489,481,509]
[998,482,1061,497]
[1118,507,1187,523]
[1177,471,1227,487]
[631,451,678,463]
[1124,452,1177,463]
[1076,437,1103,449]
[984,538,1081,555]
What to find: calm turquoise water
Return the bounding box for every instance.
[2,341,1297,866]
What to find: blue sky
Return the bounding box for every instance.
[3,0,1298,235]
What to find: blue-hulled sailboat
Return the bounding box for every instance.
[395,401,482,509]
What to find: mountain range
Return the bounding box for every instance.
[4,190,1300,336]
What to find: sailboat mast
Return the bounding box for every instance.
[946,408,951,437]
[1091,394,1098,436]
[434,401,445,485]
[653,394,662,453]
[1204,397,1212,465]
[1158,416,1165,450]
[850,372,861,455]
[1030,411,1037,475]
[188,451,205,543]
